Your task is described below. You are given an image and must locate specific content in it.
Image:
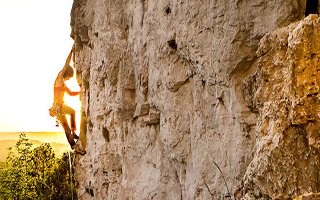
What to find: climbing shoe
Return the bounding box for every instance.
[72,144,86,155]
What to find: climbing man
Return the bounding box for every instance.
[49,46,86,155]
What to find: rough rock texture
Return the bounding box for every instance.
[69,0,313,199]
[294,193,320,200]
[241,15,320,199]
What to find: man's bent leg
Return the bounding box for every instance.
[70,111,79,139]
[57,115,76,147]
[62,105,76,130]
[62,105,79,139]
[58,115,85,155]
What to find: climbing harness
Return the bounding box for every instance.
[49,103,63,127]
[49,103,62,117]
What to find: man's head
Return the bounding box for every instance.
[63,65,74,80]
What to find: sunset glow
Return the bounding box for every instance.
[0,0,78,134]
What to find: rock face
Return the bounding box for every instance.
[241,15,320,199]
[294,193,320,200]
[69,0,319,199]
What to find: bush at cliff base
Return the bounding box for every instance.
[0,133,76,200]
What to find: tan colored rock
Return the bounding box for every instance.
[241,15,320,199]
[293,193,320,200]
[70,0,308,199]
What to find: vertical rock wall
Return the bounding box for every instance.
[70,0,307,199]
[241,15,320,199]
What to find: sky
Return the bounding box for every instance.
[0,0,81,132]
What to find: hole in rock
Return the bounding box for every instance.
[85,188,94,197]
[102,127,110,142]
[167,39,177,50]
[165,6,171,14]
[305,0,319,16]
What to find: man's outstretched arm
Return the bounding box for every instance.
[65,86,80,96]
[60,48,73,75]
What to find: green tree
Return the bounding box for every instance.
[0,133,33,199]
[0,133,77,200]
[50,152,77,200]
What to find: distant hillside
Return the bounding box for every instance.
[0,140,69,161]
[0,132,70,161]
[0,132,68,143]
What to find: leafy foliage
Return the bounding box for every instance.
[0,133,76,200]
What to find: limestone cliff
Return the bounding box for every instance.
[69,0,320,199]
[241,14,320,199]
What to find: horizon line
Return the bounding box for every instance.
[0,131,64,133]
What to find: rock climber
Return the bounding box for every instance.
[49,46,86,155]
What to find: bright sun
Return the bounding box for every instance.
[0,0,75,132]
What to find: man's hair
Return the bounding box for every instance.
[63,65,74,79]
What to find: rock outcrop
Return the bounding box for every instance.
[69,0,320,199]
[241,14,320,199]
[293,193,320,200]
